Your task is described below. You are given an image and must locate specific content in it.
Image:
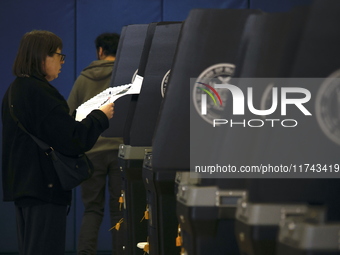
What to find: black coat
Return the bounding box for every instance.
[2,75,109,205]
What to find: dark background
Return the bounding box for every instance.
[0,0,311,253]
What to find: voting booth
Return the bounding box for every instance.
[226,6,311,255]
[146,8,260,255]
[233,1,340,255]
[117,22,183,254]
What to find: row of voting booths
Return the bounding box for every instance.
[102,0,340,254]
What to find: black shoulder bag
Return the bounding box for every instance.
[8,86,94,190]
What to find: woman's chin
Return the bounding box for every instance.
[45,74,58,82]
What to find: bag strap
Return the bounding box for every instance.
[8,85,53,153]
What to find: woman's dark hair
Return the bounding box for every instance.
[12,30,63,77]
[95,33,120,56]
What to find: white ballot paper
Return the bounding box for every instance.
[75,75,143,121]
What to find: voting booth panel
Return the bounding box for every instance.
[102,24,149,138]
[152,8,259,172]
[121,22,158,147]
[231,7,312,255]
[129,22,183,147]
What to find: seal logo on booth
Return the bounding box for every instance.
[315,69,340,145]
[193,63,235,124]
[161,69,171,98]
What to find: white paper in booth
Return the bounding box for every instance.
[75,75,143,121]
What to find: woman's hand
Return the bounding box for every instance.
[99,103,114,120]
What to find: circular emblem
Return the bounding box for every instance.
[193,63,235,124]
[161,69,171,98]
[131,69,138,83]
[315,69,340,146]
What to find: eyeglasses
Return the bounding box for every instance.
[54,52,66,62]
